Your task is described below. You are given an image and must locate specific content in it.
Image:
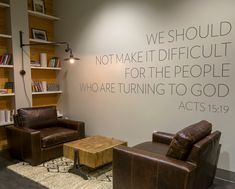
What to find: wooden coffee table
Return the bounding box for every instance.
[63,135,127,179]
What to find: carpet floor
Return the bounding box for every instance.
[7,157,112,189]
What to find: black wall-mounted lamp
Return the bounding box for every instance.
[19,31,79,75]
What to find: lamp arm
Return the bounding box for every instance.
[19,30,79,62]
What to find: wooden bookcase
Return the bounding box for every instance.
[27,0,61,107]
[0,0,63,150]
[0,0,12,150]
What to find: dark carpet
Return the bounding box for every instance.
[0,151,47,189]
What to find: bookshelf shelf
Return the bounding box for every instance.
[31,66,61,70]
[0,93,15,97]
[29,38,55,44]
[0,121,13,127]
[0,65,13,68]
[0,33,12,39]
[57,114,63,118]
[0,2,10,8]
[32,91,62,95]
[28,10,60,21]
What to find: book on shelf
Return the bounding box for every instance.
[32,81,47,92]
[0,53,12,65]
[48,57,61,68]
[31,60,41,67]
[32,81,42,92]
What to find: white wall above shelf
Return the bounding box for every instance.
[32,91,62,95]
[0,33,12,39]
[28,10,60,21]
[31,66,61,70]
[0,2,10,8]
[0,93,15,97]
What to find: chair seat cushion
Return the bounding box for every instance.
[39,127,78,148]
[133,141,169,155]
[166,120,212,160]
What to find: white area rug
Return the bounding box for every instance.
[7,158,112,189]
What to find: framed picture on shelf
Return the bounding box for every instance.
[33,0,45,13]
[32,28,47,41]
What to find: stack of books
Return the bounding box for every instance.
[0,89,8,94]
[32,81,47,92]
[31,60,41,67]
[0,53,12,65]
[0,82,14,94]
[48,57,60,68]
[5,82,14,93]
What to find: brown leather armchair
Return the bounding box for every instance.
[6,106,85,165]
[113,120,221,189]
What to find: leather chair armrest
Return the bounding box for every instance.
[6,126,41,165]
[152,131,175,144]
[6,125,39,136]
[57,119,85,139]
[113,145,196,189]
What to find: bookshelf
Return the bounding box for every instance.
[0,0,14,149]
[28,10,59,21]
[0,2,9,8]
[0,121,13,127]
[31,66,61,70]
[0,65,13,68]
[28,0,62,108]
[32,91,62,95]
[29,38,54,44]
[0,33,11,38]
[0,93,14,97]
[0,1,14,108]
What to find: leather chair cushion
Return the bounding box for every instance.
[39,127,78,148]
[166,120,212,160]
[18,106,57,129]
[133,141,169,155]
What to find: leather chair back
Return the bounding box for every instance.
[17,106,57,129]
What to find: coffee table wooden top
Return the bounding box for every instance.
[64,135,126,152]
[63,135,127,168]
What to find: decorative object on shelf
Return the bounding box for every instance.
[33,0,45,14]
[47,83,60,91]
[0,110,4,125]
[40,52,47,67]
[0,109,14,125]
[42,81,47,92]
[32,28,47,41]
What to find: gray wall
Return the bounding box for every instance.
[55,0,235,172]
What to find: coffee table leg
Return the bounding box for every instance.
[73,149,88,180]
[74,149,80,168]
